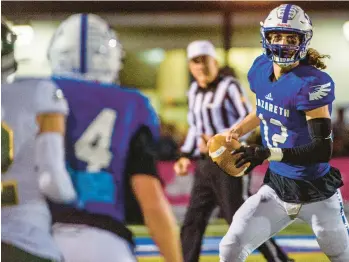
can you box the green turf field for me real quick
[128,218,314,237]
[138,253,330,262]
[130,219,328,262]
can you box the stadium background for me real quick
[2,1,349,261]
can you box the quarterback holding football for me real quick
[216,4,349,262]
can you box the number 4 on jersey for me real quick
[75,109,117,172]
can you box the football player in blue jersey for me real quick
[47,14,183,262]
[217,4,349,262]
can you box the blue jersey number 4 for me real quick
[75,108,117,172]
[72,108,118,207]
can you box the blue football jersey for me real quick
[52,77,160,222]
[248,55,335,180]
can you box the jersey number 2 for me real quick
[75,109,117,172]
[259,113,288,147]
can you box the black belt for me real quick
[52,207,135,248]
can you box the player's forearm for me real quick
[269,138,332,165]
[232,110,260,138]
[282,138,331,164]
[142,200,183,262]
[36,132,76,203]
[132,174,182,261]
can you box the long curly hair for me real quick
[300,48,330,70]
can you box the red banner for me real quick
[157,158,349,211]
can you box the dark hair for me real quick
[300,48,330,70]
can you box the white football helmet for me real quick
[47,13,123,83]
[260,4,313,67]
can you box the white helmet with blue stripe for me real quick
[47,13,123,83]
[260,4,313,67]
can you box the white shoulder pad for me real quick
[35,80,69,115]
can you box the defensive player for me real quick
[1,21,76,262]
[47,14,183,262]
[218,4,349,262]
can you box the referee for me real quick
[174,40,293,262]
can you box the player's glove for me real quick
[232,145,271,174]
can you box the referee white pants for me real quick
[219,185,349,262]
[52,223,137,262]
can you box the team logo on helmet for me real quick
[276,5,299,20]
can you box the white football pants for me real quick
[219,185,349,262]
[53,223,137,262]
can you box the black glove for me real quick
[232,145,271,174]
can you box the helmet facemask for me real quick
[261,27,312,68]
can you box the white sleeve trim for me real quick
[268,147,283,162]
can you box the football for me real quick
[208,134,250,177]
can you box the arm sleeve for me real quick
[295,76,335,111]
[125,125,160,179]
[34,81,74,202]
[35,80,69,115]
[178,82,200,159]
[125,95,161,178]
[179,111,197,158]
[36,133,76,203]
[279,118,333,165]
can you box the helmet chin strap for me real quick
[273,57,299,72]
[275,61,295,69]
[272,50,299,68]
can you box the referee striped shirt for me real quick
[181,74,252,158]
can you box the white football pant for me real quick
[53,223,137,262]
[219,185,349,262]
